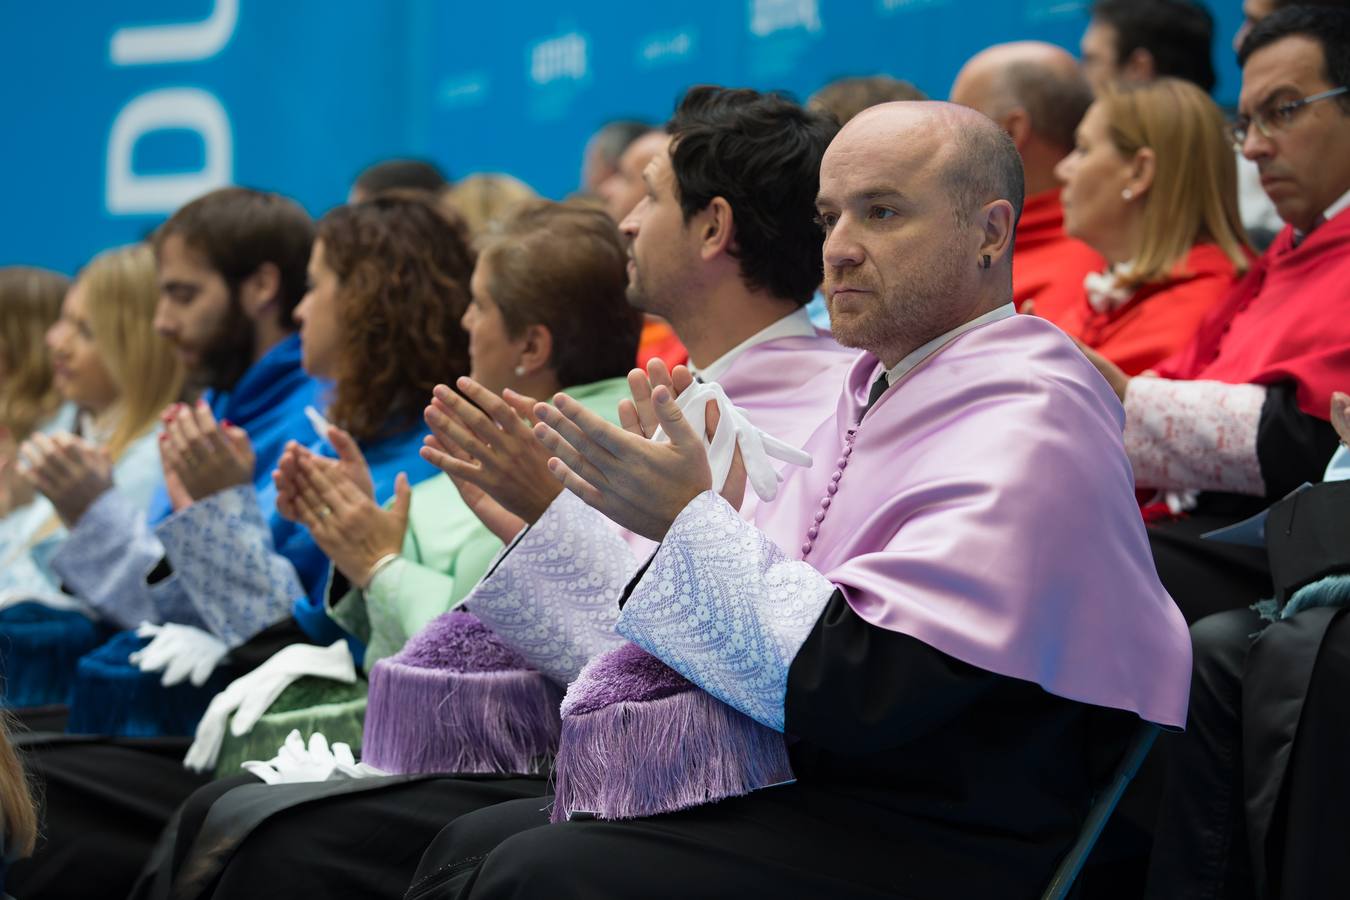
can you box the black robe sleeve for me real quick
[784,591,997,753]
[1257,381,1339,500]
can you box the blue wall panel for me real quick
[0,0,1244,275]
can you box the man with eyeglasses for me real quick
[1080,8,1350,894]
[1078,5,1350,626]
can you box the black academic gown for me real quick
[407,595,1137,900]
[1148,479,1350,899]
[1148,382,1338,624]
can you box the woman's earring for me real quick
[1121,188,1134,201]
[514,365,526,377]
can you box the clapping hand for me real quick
[533,366,742,542]
[17,432,114,527]
[420,378,559,528]
[160,401,255,501]
[288,452,410,588]
[274,423,376,523]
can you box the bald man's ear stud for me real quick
[981,254,991,269]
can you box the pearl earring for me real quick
[1121,188,1134,201]
[514,365,526,377]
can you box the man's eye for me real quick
[813,213,836,231]
[870,207,897,220]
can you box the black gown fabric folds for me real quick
[1148,475,1350,898]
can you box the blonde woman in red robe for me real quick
[1054,77,1252,376]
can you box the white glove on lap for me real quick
[130,622,229,687]
[182,639,357,773]
[652,381,812,502]
[241,730,384,784]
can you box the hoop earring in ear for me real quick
[981,255,992,270]
[1121,188,1134,201]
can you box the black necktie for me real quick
[861,372,889,419]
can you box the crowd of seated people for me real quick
[0,2,1346,899]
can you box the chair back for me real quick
[1040,721,1161,900]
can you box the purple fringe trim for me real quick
[562,641,693,716]
[363,659,562,775]
[552,685,794,822]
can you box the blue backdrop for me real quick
[1,0,1244,275]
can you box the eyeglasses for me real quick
[1229,86,1349,151]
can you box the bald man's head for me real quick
[846,101,1025,231]
[818,102,1021,365]
[951,42,1093,154]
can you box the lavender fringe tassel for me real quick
[363,660,563,775]
[552,685,794,822]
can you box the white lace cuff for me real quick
[616,491,835,732]
[1124,378,1267,495]
[464,490,632,684]
[157,485,304,647]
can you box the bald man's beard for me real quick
[826,247,969,362]
[190,293,258,394]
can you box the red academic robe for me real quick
[1057,243,1243,376]
[1155,207,1350,419]
[1012,188,1106,324]
[636,317,688,370]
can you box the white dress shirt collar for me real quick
[884,303,1017,386]
[690,307,818,383]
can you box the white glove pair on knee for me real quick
[241,729,384,784]
[183,639,357,772]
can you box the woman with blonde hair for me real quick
[439,173,538,237]
[0,244,185,708]
[1051,77,1253,374]
[0,267,71,442]
[0,267,75,517]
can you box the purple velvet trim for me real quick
[361,616,564,775]
[552,685,794,822]
[552,644,794,821]
[561,642,694,716]
[395,610,531,673]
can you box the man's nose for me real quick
[823,218,864,270]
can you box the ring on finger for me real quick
[318,505,334,519]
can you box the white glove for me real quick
[182,639,356,772]
[241,730,385,784]
[653,381,812,502]
[129,622,229,687]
